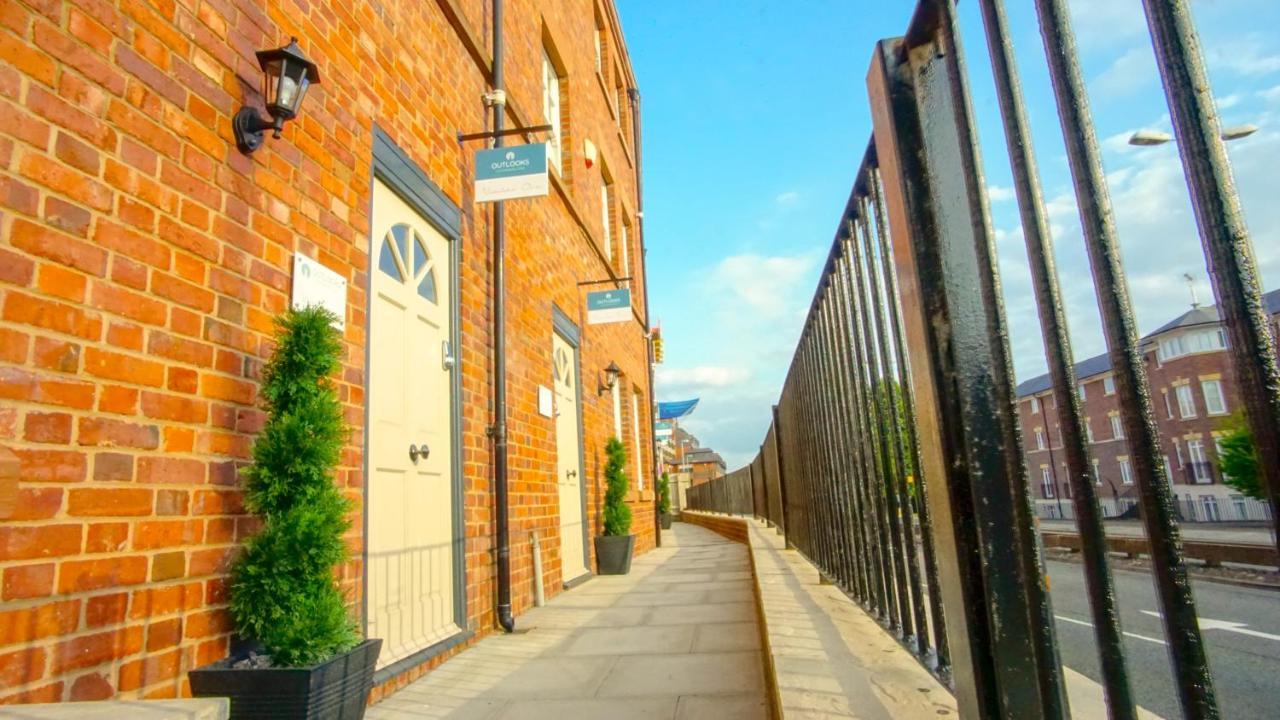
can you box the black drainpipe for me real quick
[627,87,659,548]
[491,0,514,633]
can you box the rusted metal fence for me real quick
[688,0,1280,718]
[686,466,752,516]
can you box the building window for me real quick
[601,166,614,263]
[1174,438,1183,467]
[620,216,630,279]
[1201,379,1227,415]
[593,13,605,73]
[1031,396,1040,414]
[611,379,622,439]
[1162,454,1172,479]
[1176,384,1196,419]
[1085,419,1094,444]
[1110,414,1124,440]
[1092,458,1101,485]
[631,392,644,491]
[1103,376,1115,395]
[1162,390,1174,419]
[542,49,563,174]
[1188,439,1208,483]
[1035,428,1045,451]
[1157,329,1226,361]
[1041,467,1055,498]
[1119,458,1133,485]
[1201,495,1220,522]
[1078,383,1087,401]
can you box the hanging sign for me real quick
[291,253,347,330]
[475,143,549,202]
[587,288,631,324]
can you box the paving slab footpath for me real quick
[367,523,769,719]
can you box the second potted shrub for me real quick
[658,472,673,529]
[594,437,634,575]
[189,308,381,719]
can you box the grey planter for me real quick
[594,534,635,575]
[659,513,673,530]
[189,638,381,720]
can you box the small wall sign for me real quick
[291,253,347,329]
[587,288,631,325]
[538,386,554,418]
[475,143,549,203]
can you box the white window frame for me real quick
[1103,376,1115,395]
[1078,383,1087,401]
[619,219,630,278]
[601,181,613,262]
[1092,458,1101,485]
[1201,379,1227,415]
[1188,439,1207,483]
[611,380,622,439]
[542,50,563,174]
[1201,494,1220,522]
[1041,467,1055,498]
[1085,419,1094,444]
[1110,414,1124,440]
[1035,428,1045,451]
[1119,458,1133,485]
[1163,390,1174,419]
[1031,396,1040,414]
[1176,384,1197,419]
[1162,454,1172,479]
[631,392,644,491]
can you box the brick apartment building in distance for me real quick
[1016,289,1280,523]
[0,0,655,705]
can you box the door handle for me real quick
[409,443,430,463]
[566,469,577,479]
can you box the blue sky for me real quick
[617,0,1280,469]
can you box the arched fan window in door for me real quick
[377,223,438,303]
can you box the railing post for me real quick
[1141,0,1280,567]
[866,4,1067,715]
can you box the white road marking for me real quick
[1054,614,1167,646]
[1140,610,1280,642]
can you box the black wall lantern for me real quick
[233,37,320,154]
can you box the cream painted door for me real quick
[367,180,459,669]
[553,334,588,583]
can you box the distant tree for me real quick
[874,379,916,479]
[1218,412,1262,501]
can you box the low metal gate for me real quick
[686,1,1280,718]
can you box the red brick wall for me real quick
[1,0,654,704]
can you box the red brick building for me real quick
[0,0,655,705]
[1016,290,1279,523]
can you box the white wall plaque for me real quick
[291,253,347,330]
[538,385,554,418]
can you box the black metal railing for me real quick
[685,1,1280,718]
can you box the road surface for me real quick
[1039,519,1274,547]
[1047,559,1279,719]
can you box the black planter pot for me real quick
[659,513,672,529]
[189,638,382,720]
[594,534,635,575]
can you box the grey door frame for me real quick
[553,304,592,587]
[365,126,473,683]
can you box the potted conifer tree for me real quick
[594,437,634,574]
[658,472,673,529]
[190,307,381,719]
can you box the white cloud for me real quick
[708,252,820,321]
[1093,46,1157,97]
[1206,35,1280,77]
[656,365,750,391]
[774,190,801,207]
[988,184,1015,203]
